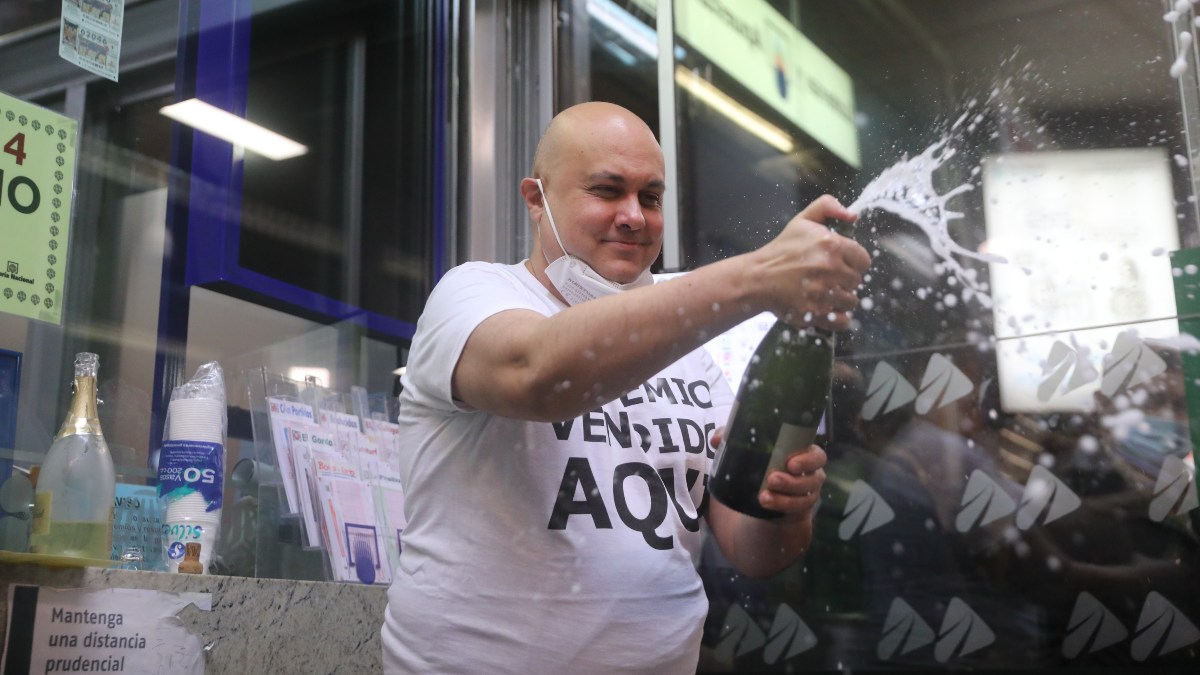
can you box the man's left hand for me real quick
[759,445,826,520]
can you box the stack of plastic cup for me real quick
[162,397,224,573]
[166,398,224,443]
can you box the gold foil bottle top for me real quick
[57,352,103,439]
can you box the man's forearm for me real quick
[455,196,869,422]
[706,498,815,579]
[458,254,762,421]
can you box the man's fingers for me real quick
[787,445,827,474]
[797,194,857,224]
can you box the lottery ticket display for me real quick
[59,0,125,82]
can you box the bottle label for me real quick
[759,423,818,493]
[157,440,225,513]
[31,492,51,535]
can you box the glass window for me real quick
[0,0,449,578]
[571,0,1200,670]
[0,0,70,37]
[237,0,439,327]
[580,0,662,132]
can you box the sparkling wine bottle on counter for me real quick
[708,321,833,519]
[30,352,116,559]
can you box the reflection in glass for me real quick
[239,0,437,327]
[571,0,1200,670]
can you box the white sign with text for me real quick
[2,585,209,674]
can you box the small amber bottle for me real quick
[178,542,203,574]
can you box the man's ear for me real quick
[519,178,544,220]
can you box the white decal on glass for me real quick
[839,480,896,540]
[762,604,817,664]
[863,361,917,421]
[1131,592,1200,661]
[1063,592,1128,659]
[1100,329,1167,397]
[1016,465,1082,530]
[1149,455,1199,522]
[934,598,996,663]
[956,470,1016,533]
[877,597,936,660]
[715,604,766,663]
[916,353,974,414]
[1037,340,1099,402]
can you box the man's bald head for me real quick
[531,102,662,179]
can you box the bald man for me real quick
[381,102,871,673]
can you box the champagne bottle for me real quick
[709,322,833,519]
[30,352,116,559]
[710,218,852,519]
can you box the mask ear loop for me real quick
[536,178,572,264]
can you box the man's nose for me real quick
[616,195,646,230]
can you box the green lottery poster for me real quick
[0,90,77,325]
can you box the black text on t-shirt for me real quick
[545,376,716,550]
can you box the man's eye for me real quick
[641,193,663,207]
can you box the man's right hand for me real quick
[747,194,872,331]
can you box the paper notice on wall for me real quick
[2,585,210,674]
[0,91,77,326]
[59,0,125,82]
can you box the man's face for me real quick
[541,132,666,284]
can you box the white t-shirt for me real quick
[381,261,734,674]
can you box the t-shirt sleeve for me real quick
[405,263,547,412]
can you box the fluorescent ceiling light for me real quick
[160,98,308,161]
[674,66,795,153]
[586,1,790,154]
[287,366,330,386]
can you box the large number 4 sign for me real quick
[4,132,26,165]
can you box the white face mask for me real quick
[535,178,653,306]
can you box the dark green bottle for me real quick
[709,321,833,519]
